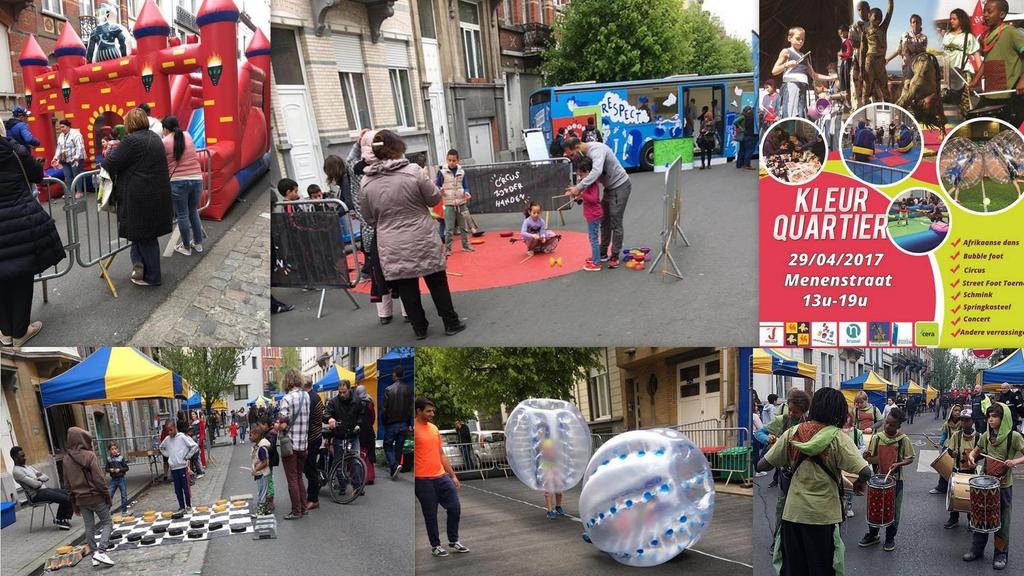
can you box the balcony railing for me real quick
[521,22,551,54]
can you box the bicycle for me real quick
[318,436,366,505]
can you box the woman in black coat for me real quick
[0,122,66,345]
[101,108,173,286]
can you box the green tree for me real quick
[161,348,245,413]
[542,0,751,85]
[415,348,603,428]
[929,349,957,392]
[956,355,977,391]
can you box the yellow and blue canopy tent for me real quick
[840,370,894,412]
[183,392,228,411]
[898,380,924,400]
[752,348,817,380]
[925,385,938,403]
[313,362,379,408]
[41,347,189,408]
[248,395,275,408]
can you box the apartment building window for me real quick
[271,27,305,86]
[588,368,611,420]
[820,353,833,388]
[418,0,436,39]
[390,69,415,127]
[80,0,95,17]
[234,385,248,401]
[334,34,371,130]
[459,1,484,79]
[251,356,257,369]
[42,0,63,16]
[0,25,13,94]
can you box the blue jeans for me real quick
[587,220,601,265]
[415,475,461,547]
[130,238,162,285]
[64,162,82,196]
[383,422,408,471]
[170,179,203,246]
[170,467,191,509]
[108,476,128,513]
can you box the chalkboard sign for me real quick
[271,211,352,289]
[462,160,573,215]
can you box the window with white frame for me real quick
[0,25,13,94]
[389,69,415,127]
[334,34,371,131]
[459,1,484,79]
[42,0,63,17]
[587,367,611,420]
[820,352,833,388]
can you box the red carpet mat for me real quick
[349,230,594,294]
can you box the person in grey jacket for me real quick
[159,420,199,512]
[359,130,466,340]
[563,138,631,268]
[11,446,73,529]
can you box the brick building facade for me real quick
[270,0,430,193]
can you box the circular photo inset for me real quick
[887,189,950,255]
[760,118,827,185]
[841,103,921,186]
[937,118,1024,214]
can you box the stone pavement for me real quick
[3,467,154,576]
[133,189,270,346]
[52,443,234,576]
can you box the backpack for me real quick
[781,447,846,522]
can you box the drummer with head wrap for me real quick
[858,407,913,552]
[942,408,979,530]
[963,402,1024,570]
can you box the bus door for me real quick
[682,83,725,153]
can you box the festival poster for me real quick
[758,0,1024,348]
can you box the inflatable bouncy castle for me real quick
[17,0,270,220]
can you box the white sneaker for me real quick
[755,471,768,477]
[93,551,115,566]
[174,242,192,256]
[847,508,855,518]
[13,321,42,346]
[192,241,203,253]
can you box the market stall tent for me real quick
[898,380,925,399]
[41,347,188,408]
[840,370,894,412]
[981,349,1024,386]
[375,348,415,439]
[752,348,817,380]
[247,395,274,407]
[183,392,228,410]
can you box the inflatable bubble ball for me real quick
[504,398,593,493]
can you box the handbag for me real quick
[96,167,117,213]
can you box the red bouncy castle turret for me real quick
[245,29,272,152]
[132,0,172,117]
[196,0,240,171]
[17,35,52,155]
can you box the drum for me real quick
[966,104,1009,122]
[947,472,976,512]
[930,450,954,480]
[968,475,1001,533]
[807,98,832,121]
[866,474,897,528]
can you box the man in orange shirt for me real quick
[415,397,470,557]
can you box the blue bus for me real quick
[529,73,756,170]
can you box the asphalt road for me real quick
[272,163,759,346]
[202,440,414,576]
[753,408,1024,574]
[415,476,752,575]
[27,173,270,345]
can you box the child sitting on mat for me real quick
[859,407,914,552]
[963,403,1024,570]
[573,157,603,272]
[520,201,560,255]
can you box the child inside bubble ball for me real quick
[537,424,566,520]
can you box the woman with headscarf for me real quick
[64,427,116,567]
[101,107,173,286]
[355,384,377,485]
[346,129,406,324]
[359,130,465,339]
[0,121,65,346]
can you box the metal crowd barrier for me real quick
[33,177,78,302]
[91,434,163,482]
[444,440,510,480]
[845,159,912,185]
[33,150,217,298]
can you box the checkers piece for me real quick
[214,504,228,513]
[168,526,184,536]
[143,510,156,517]
[160,511,174,519]
[230,524,247,533]
[141,534,157,545]
[499,231,513,238]
[195,506,210,513]
[126,533,143,542]
[171,510,185,520]
[121,515,135,523]
[152,525,168,534]
[56,546,74,554]
[215,499,228,506]
[470,238,485,245]
[232,500,247,507]
[187,529,205,539]
[190,519,206,529]
[208,521,224,531]
[111,514,123,523]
